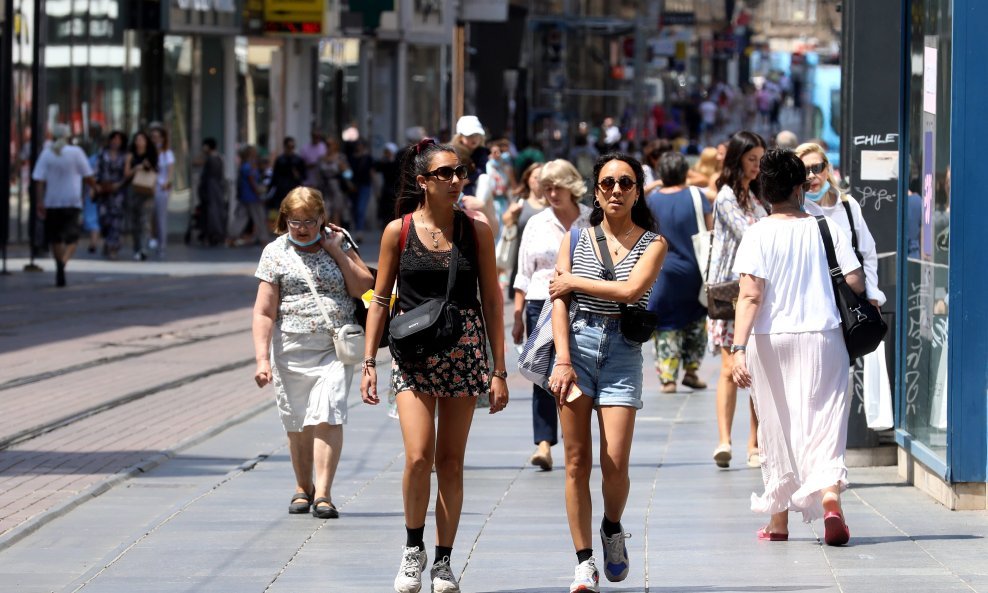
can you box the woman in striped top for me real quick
[546,154,667,593]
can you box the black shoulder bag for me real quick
[388,214,465,363]
[816,216,887,360]
[594,225,657,343]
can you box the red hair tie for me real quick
[415,137,436,154]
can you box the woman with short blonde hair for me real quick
[539,159,588,201]
[252,186,374,519]
[794,142,885,307]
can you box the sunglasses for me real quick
[806,162,827,176]
[597,176,636,192]
[424,165,468,182]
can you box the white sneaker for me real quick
[430,555,461,593]
[393,546,427,593]
[569,557,600,593]
[600,528,631,582]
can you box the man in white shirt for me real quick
[32,124,97,287]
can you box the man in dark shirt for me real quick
[269,136,306,209]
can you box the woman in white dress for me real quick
[731,148,865,546]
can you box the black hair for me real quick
[589,153,657,232]
[129,131,158,168]
[283,136,295,148]
[758,148,807,204]
[394,138,458,218]
[202,137,217,151]
[716,130,767,211]
[657,152,689,186]
[106,130,127,150]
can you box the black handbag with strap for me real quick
[815,216,887,360]
[388,214,465,363]
[702,201,741,320]
[594,225,657,343]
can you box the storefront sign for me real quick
[173,0,237,11]
[265,0,324,35]
[462,0,508,22]
[661,11,696,26]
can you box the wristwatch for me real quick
[491,369,508,380]
[730,344,747,354]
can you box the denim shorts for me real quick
[565,310,644,409]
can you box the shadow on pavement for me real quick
[0,451,250,477]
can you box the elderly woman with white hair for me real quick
[31,124,96,287]
[513,159,591,470]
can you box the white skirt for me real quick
[271,329,353,432]
[747,328,850,523]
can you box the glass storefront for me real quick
[406,45,443,138]
[901,0,952,461]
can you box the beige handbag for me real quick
[132,167,157,196]
[288,246,366,365]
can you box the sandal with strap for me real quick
[312,497,339,519]
[289,491,313,514]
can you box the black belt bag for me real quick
[388,215,465,363]
[594,225,657,343]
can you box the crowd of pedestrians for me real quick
[239,105,882,593]
[29,100,879,591]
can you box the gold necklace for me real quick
[418,215,450,249]
[605,226,635,256]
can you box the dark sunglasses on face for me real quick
[806,162,827,176]
[597,176,637,192]
[424,165,468,182]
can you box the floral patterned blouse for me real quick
[255,235,356,334]
[707,184,769,285]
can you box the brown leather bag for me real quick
[705,280,740,320]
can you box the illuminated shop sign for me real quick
[264,0,324,35]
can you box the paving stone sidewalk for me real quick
[1,352,985,593]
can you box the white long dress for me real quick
[732,216,861,523]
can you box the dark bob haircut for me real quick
[758,148,807,204]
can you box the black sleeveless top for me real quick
[397,210,481,312]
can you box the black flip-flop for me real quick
[289,491,313,514]
[311,497,339,519]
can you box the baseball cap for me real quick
[455,115,485,138]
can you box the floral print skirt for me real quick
[391,308,490,398]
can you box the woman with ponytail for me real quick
[361,139,509,593]
[546,153,666,592]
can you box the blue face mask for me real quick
[288,233,322,248]
[805,180,830,203]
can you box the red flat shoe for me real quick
[757,527,788,541]
[823,511,850,546]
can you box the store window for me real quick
[902,0,952,460]
[406,45,442,138]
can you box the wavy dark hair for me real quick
[129,131,158,171]
[758,148,807,204]
[394,138,458,218]
[590,153,657,232]
[716,130,766,211]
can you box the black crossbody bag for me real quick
[388,215,465,363]
[816,216,887,360]
[594,225,657,343]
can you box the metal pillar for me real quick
[25,0,45,272]
[0,0,14,274]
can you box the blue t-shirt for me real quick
[238,162,259,203]
[646,187,712,330]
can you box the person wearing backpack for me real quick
[360,139,509,593]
